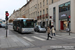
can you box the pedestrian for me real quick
[52,26,56,36]
[47,26,52,40]
[50,25,53,36]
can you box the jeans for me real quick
[47,33,52,39]
[52,33,55,36]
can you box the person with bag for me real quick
[52,26,56,36]
[47,26,52,40]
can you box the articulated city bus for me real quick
[13,18,34,33]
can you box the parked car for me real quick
[34,25,46,32]
[1,23,6,28]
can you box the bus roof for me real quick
[14,18,33,20]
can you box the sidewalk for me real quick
[0,28,34,49]
[56,30,75,36]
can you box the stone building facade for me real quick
[49,0,75,33]
[9,0,59,24]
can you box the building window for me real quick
[46,0,48,5]
[38,12,39,16]
[52,0,53,3]
[40,11,42,19]
[43,9,45,14]
[43,0,45,6]
[59,1,70,12]
[46,8,48,14]
[36,11,37,16]
[53,7,56,22]
[40,2,42,8]
[35,4,37,8]
[34,12,35,17]
[38,4,39,9]
[43,9,45,19]
[40,11,42,15]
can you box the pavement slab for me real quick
[0,35,33,49]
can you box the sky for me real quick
[0,0,26,20]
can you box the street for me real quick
[0,25,75,50]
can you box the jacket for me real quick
[47,27,51,33]
[52,27,55,33]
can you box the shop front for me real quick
[59,1,71,30]
[60,20,68,30]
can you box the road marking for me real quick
[40,35,47,38]
[65,36,75,39]
[32,36,46,41]
[40,35,56,40]
[72,37,75,38]
[56,35,61,37]
[23,37,34,42]
[55,35,75,39]
[9,29,13,30]
[35,32,39,34]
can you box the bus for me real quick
[13,18,34,33]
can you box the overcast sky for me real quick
[0,0,26,20]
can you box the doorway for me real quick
[60,21,64,30]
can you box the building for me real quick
[28,0,59,27]
[8,10,21,23]
[49,0,75,33]
[8,0,31,22]
[9,0,59,23]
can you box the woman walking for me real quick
[47,26,52,40]
[52,27,56,36]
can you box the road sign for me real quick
[6,13,9,16]
[5,11,9,21]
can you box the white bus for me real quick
[13,18,34,33]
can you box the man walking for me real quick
[47,26,52,40]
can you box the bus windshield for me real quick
[23,19,34,28]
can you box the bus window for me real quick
[23,20,34,28]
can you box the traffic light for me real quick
[50,16,52,18]
[5,11,9,21]
[67,17,69,21]
[69,21,70,23]
[67,15,71,21]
